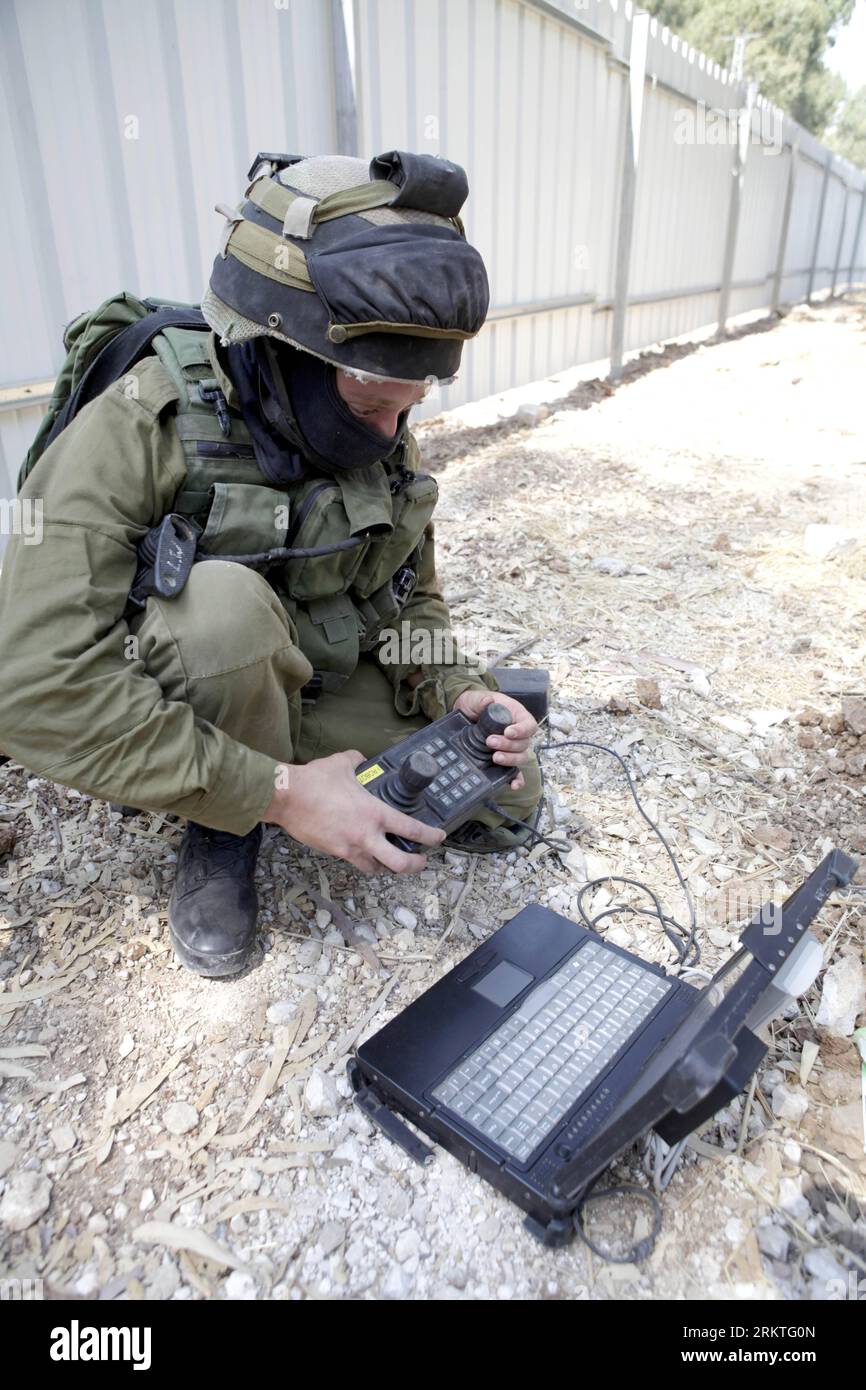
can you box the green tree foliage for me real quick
[828,85,866,163]
[641,0,853,136]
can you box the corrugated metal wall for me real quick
[2,0,865,521]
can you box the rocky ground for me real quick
[1,296,866,1302]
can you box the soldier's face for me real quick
[335,371,428,438]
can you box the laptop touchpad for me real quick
[472,960,533,1006]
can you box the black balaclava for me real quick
[225,339,309,484]
[274,341,408,474]
[226,338,408,484]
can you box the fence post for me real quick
[771,139,798,314]
[330,0,358,157]
[807,153,832,303]
[831,178,851,297]
[848,187,866,291]
[717,81,757,333]
[609,11,650,383]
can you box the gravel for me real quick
[162,1102,199,1137]
[757,1223,790,1261]
[771,1083,809,1123]
[304,1070,339,1119]
[815,953,866,1037]
[392,906,418,931]
[0,1170,52,1231]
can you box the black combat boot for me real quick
[168,822,263,977]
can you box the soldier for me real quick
[0,151,541,978]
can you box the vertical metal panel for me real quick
[727,114,789,320]
[816,174,847,295]
[848,190,866,286]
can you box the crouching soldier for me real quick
[0,151,541,978]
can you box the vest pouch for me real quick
[198,481,290,557]
[351,470,438,599]
[281,478,373,601]
[293,590,361,684]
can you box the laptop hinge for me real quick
[352,1081,436,1166]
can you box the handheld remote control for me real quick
[355,702,518,852]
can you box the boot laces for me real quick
[185,825,261,881]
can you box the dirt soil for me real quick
[2,297,866,1302]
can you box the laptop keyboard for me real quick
[431,941,672,1164]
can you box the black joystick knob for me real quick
[462,701,512,761]
[390,750,439,807]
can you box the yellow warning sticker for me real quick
[356,763,385,785]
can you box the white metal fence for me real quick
[1,0,864,522]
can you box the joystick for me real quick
[388,751,439,810]
[461,701,513,762]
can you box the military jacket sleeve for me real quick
[374,513,498,720]
[0,360,278,834]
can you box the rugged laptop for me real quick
[349,850,855,1246]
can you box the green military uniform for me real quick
[0,332,541,838]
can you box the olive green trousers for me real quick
[131,560,541,834]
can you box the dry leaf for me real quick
[752,822,793,853]
[605,695,632,715]
[218,1196,294,1221]
[800,1039,820,1087]
[268,1140,333,1154]
[109,1048,187,1126]
[237,1025,293,1132]
[178,1250,216,1300]
[0,1061,34,1080]
[32,1071,87,1095]
[219,1156,309,1174]
[206,1122,264,1151]
[635,678,662,709]
[95,1131,114,1167]
[133,1220,250,1272]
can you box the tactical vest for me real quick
[153,326,439,694]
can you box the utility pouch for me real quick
[198,482,291,557]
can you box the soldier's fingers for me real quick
[381,807,446,848]
[488,736,532,756]
[346,851,379,874]
[505,716,537,739]
[491,749,531,767]
[371,837,428,875]
[509,772,526,791]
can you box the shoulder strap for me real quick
[43,304,207,450]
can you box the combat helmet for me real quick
[203,150,490,386]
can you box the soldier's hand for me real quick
[451,688,537,791]
[263,751,445,875]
